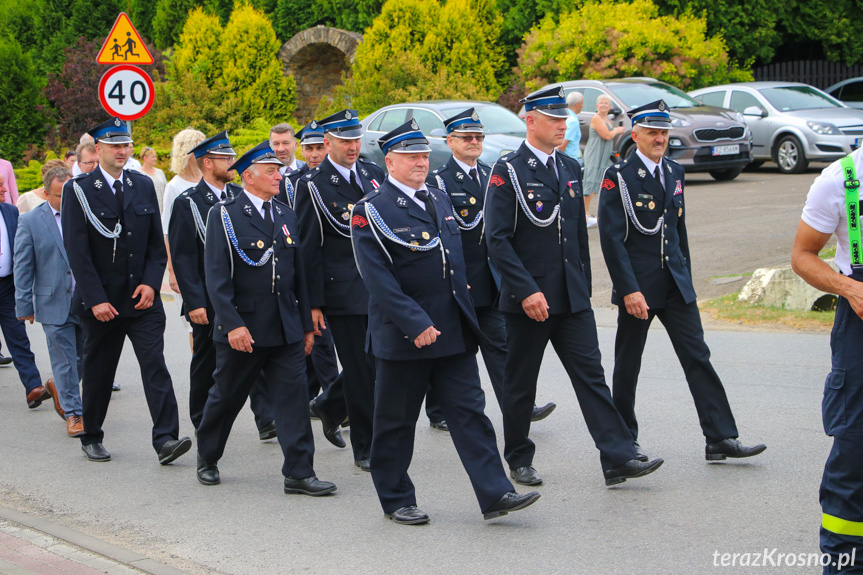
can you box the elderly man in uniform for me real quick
[598,101,766,463]
[61,117,190,464]
[793,147,863,573]
[168,131,275,437]
[294,109,386,471]
[425,108,556,430]
[195,142,335,496]
[485,86,663,488]
[351,120,540,525]
[278,120,342,404]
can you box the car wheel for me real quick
[709,167,744,181]
[774,135,809,174]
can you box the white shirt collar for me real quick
[242,189,269,218]
[387,176,428,209]
[98,165,123,192]
[204,179,227,198]
[327,156,359,183]
[524,140,556,167]
[452,156,478,175]
[635,149,663,177]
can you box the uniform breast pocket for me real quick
[331,202,354,224]
[236,235,270,255]
[134,204,156,216]
[526,188,556,215]
[633,196,659,213]
[444,219,460,235]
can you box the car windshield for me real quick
[440,104,526,136]
[757,86,843,111]
[608,83,701,109]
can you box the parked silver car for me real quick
[689,82,863,173]
[359,100,526,169]
[825,77,863,110]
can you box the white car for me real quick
[689,82,863,173]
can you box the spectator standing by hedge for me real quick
[17,159,66,214]
[140,147,167,212]
[582,94,623,228]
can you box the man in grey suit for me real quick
[14,166,85,437]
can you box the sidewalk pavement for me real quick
[0,507,184,575]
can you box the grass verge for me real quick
[701,293,835,330]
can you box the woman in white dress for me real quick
[17,159,66,213]
[162,129,205,350]
[140,147,168,212]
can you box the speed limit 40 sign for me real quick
[98,64,154,121]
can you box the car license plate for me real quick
[712,144,739,156]
[854,138,862,150]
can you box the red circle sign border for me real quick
[98,64,155,121]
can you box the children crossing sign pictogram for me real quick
[96,13,153,65]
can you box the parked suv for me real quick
[690,82,863,173]
[522,78,753,181]
[359,100,526,169]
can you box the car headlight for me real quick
[734,112,745,123]
[806,120,841,135]
[669,138,684,147]
[670,118,691,128]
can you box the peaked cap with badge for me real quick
[378,119,432,155]
[444,108,484,134]
[89,117,133,144]
[319,109,363,140]
[520,85,569,118]
[627,99,673,130]
[189,131,236,158]
[229,141,283,174]
[297,120,325,146]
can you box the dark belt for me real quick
[0,275,12,281]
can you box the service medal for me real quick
[287,237,293,244]
[422,231,430,240]
[648,201,655,210]
[536,201,543,212]
[528,192,534,200]
[256,240,264,248]
[469,197,476,205]
[679,207,683,217]
[636,201,643,207]
[569,189,575,198]
[461,209,469,217]
[347,203,354,211]
[342,212,350,220]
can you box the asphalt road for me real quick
[0,165,840,574]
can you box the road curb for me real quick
[0,504,188,575]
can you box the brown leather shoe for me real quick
[45,378,64,420]
[66,415,84,437]
[26,385,51,409]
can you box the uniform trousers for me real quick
[79,308,179,451]
[502,310,636,471]
[314,314,375,461]
[42,317,84,416]
[0,276,42,392]
[197,341,315,480]
[425,306,506,421]
[306,324,340,400]
[370,351,513,514]
[612,281,738,443]
[820,271,863,573]
[188,319,273,431]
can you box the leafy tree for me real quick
[516,0,751,93]
[0,37,47,163]
[129,0,159,42]
[495,0,567,69]
[204,0,235,23]
[778,0,863,65]
[271,0,383,41]
[67,0,125,45]
[152,0,200,49]
[654,0,781,65]
[172,7,224,85]
[334,0,505,115]
[272,0,331,40]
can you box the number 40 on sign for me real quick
[98,64,154,121]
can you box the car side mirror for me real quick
[429,128,447,138]
[743,106,767,118]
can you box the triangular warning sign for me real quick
[96,13,153,65]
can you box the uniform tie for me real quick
[112,181,124,221]
[415,189,437,222]
[545,156,559,188]
[220,191,227,201]
[263,201,274,233]
[653,165,662,186]
[469,167,481,190]
[349,170,364,197]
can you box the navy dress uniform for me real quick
[61,117,190,464]
[196,142,335,495]
[598,100,765,461]
[351,120,539,524]
[277,120,341,403]
[294,109,386,466]
[485,87,663,486]
[167,131,274,433]
[425,108,556,425]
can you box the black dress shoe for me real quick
[112,381,121,392]
[385,505,429,525]
[429,420,449,432]
[483,491,541,520]
[634,441,649,462]
[706,438,767,461]
[197,456,220,485]
[604,458,664,486]
[82,443,111,462]
[309,400,346,448]
[0,353,12,366]
[158,437,192,465]
[354,459,371,472]
[284,476,337,496]
[258,421,277,441]
[531,402,557,422]
[510,466,543,486]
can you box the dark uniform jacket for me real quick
[277,164,311,209]
[168,180,241,319]
[485,142,591,315]
[427,157,497,308]
[294,157,385,316]
[598,154,695,309]
[350,179,482,361]
[61,168,165,317]
[204,193,313,347]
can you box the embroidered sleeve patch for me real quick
[601,179,616,191]
[351,214,369,228]
[489,175,506,187]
